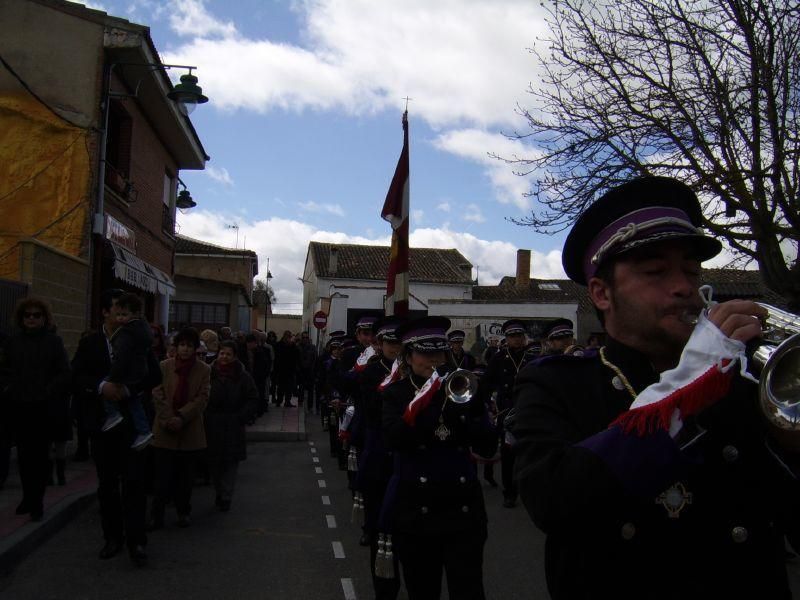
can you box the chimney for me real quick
[516,249,531,288]
[329,247,338,275]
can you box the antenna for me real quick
[225,223,239,248]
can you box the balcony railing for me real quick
[162,204,175,236]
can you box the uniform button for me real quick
[459,476,466,483]
[731,526,748,543]
[459,415,466,422]
[421,506,429,514]
[722,445,739,463]
[621,522,636,540]
[462,506,469,513]
[419,476,427,483]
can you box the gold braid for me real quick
[599,346,637,401]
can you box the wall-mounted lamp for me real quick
[166,69,209,115]
[176,178,197,210]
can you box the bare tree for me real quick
[253,278,276,305]
[502,0,800,309]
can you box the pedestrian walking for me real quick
[0,297,70,522]
[149,327,210,530]
[205,340,258,512]
[274,330,300,407]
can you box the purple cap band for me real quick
[583,206,697,281]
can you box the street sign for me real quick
[313,310,328,329]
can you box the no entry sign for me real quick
[313,310,328,329]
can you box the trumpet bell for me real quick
[446,369,478,404]
[758,332,800,433]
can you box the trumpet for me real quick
[444,369,479,404]
[750,304,800,445]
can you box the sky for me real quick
[80,0,737,314]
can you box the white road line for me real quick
[312,457,320,463]
[341,578,357,600]
[310,447,318,454]
[318,479,327,488]
[315,467,323,474]
[326,514,337,528]
[308,441,315,446]
[322,495,331,505]
[332,541,345,559]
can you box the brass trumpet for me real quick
[750,304,800,444]
[444,369,479,404]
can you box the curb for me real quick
[0,487,95,574]
[247,410,308,442]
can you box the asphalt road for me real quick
[0,418,548,600]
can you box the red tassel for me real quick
[611,361,735,436]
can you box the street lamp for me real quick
[264,260,273,333]
[176,178,197,210]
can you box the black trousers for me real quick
[276,375,296,406]
[364,479,400,600]
[17,432,49,513]
[501,443,516,501]
[91,427,147,548]
[395,528,487,600]
[151,448,198,518]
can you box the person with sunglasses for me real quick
[0,297,70,522]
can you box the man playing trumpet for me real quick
[512,176,799,600]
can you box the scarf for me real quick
[173,355,197,411]
[215,360,237,380]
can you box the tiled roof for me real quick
[472,268,786,312]
[176,234,257,258]
[309,242,473,285]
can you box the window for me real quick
[538,283,561,291]
[162,173,176,235]
[169,301,230,332]
[106,101,132,178]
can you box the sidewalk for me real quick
[0,405,306,571]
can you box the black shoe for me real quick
[129,544,147,567]
[99,539,124,559]
[176,514,191,528]
[359,533,371,547]
[15,501,30,515]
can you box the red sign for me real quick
[313,311,328,329]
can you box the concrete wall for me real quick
[175,254,255,297]
[18,239,89,355]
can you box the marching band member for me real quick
[541,319,576,356]
[357,316,404,600]
[447,329,477,371]
[381,317,496,600]
[476,319,539,507]
[512,176,800,599]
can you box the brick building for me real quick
[0,0,208,352]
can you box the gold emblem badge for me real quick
[656,482,693,518]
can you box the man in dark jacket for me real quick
[297,331,317,413]
[71,289,151,566]
[512,176,800,599]
[274,330,301,407]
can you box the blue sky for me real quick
[83,0,571,312]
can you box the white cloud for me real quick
[204,165,234,185]
[177,210,565,315]
[160,0,547,128]
[297,201,346,217]
[433,128,537,210]
[168,0,237,38]
[437,202,451,212]
[464,203,486,223]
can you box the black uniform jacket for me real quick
[382,373,497,536]
[452,350,477,371]
[512,337,800,600]
[479,346,538,411]
[356,357,394,485]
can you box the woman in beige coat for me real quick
[149,327,210,529]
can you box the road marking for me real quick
[312,457,320,463]
[326,514,337,528]
[310,447,317,454]
[315,467,323,474]
[332,541,345,558]
[341,578,357,600]
[318,479,327,488]
[322,495,331,505]
[308,441,315,446]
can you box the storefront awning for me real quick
[111,243,176,296]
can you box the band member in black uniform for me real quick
[477,319,538,507]
[357,316,404,600]
[512,176,800,600]
[324,335,345,462]
[541,319,575,356]
[382,317,497,600]
[447,329,476,371]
